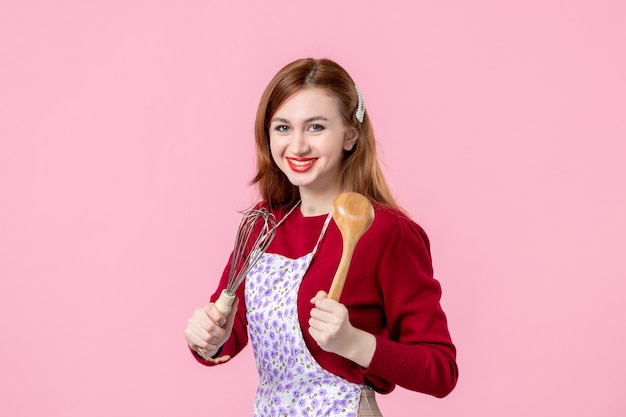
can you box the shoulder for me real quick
[366,204,432,255]
[372,205,429,237]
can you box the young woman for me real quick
[184,58,458,416]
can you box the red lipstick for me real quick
[287,157,316,173]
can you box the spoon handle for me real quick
[328,239,356,301]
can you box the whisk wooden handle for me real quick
[214,289,235,317]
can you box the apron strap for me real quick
[311,211,333,259]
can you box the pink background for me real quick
[1,1,625,416]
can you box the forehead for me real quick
[272,87,342,120]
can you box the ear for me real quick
[343,127,358,151]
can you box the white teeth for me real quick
[290,159,312,167]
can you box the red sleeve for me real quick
[362,215,458,397]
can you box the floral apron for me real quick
[245,208,362,417]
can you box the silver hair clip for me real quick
[354,84,365,123]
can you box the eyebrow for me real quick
[271,116,330,124]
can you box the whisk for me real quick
[214,208,277,316]
[196,208,276,361]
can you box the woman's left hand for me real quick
[308,290,376,368]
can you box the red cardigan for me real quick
[194,204,458,398]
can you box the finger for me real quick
[185,329,211,350]
[309,306,334,322]
[308,325,325,342]
[308,326,320,341]
[308,315,326,331]
[310,307,344,333]
[308,326,332,348]
[190,308,228,337]
[310,290,328,304]
[205,303,228,327]
[309,314,342,336]
[185,315,210,341]
[201,338,223,352]
[313,298,342,314]
[186,320,222,348]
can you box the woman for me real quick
[184,58,458,416]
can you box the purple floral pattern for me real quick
[245,252,361,417]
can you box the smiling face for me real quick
[269,87,358,203]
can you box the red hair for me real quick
[252,58,399,211]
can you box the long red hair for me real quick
[252,58,399,211]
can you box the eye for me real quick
[308,124,325,132]
[274,125,290,133]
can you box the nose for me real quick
[289,129,310,155]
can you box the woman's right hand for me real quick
[184,297,239,361]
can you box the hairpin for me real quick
[354,84,365,123]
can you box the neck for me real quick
[299,201,332,217]
[298,186,343,217]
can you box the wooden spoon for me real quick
[328,192,375,301]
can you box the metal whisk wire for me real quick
[225,208,277,295]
